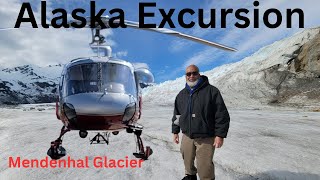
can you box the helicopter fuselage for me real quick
[55,57,149,131]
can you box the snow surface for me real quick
[0,103,319,180]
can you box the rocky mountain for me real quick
[0,64,62,105]
[143,28,320,109]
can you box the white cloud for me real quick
[0,0,114,68]
[183,48,217,68]
[132,62,150,70]
[114,50,128,58]
[169,39,192,52]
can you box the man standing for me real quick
[172,65,230,180]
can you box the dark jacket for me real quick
[172,75,230,139]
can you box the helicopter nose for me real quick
[65,93,134,116]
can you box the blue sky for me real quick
[0,0,319,83]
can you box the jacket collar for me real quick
[185,75,208,94]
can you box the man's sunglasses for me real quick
[186,71,199,76]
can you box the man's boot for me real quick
[182,174,197,180]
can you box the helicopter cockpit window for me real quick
[66,64,98,96]
[102,63,136,96]
[65,63,136,97]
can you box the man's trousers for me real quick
[180,134,215,180]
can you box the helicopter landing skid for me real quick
[127,126,153,160]
[90,132,110,144]
[47,126,70,160]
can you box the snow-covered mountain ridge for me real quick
[0,64,62,104]
[143,28,320,109]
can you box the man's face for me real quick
[185,66,200,82]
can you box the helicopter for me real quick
[1,16,236,160]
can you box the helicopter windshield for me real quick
[65,62,136,96]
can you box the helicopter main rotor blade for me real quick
[1,17,236,52]
[81,17,237,52]
[0,27,21,31]
[123,20,237,52]
[0,25,47,31]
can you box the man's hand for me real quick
[213,136,224,148]
[173,134,179,144]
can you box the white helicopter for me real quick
[1,16,236,160]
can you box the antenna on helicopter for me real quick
[90,28,112,58]
[90,28,105,44]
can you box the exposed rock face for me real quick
[294,33,320,77]
[263,64,320,105]
[261,31,320,106]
